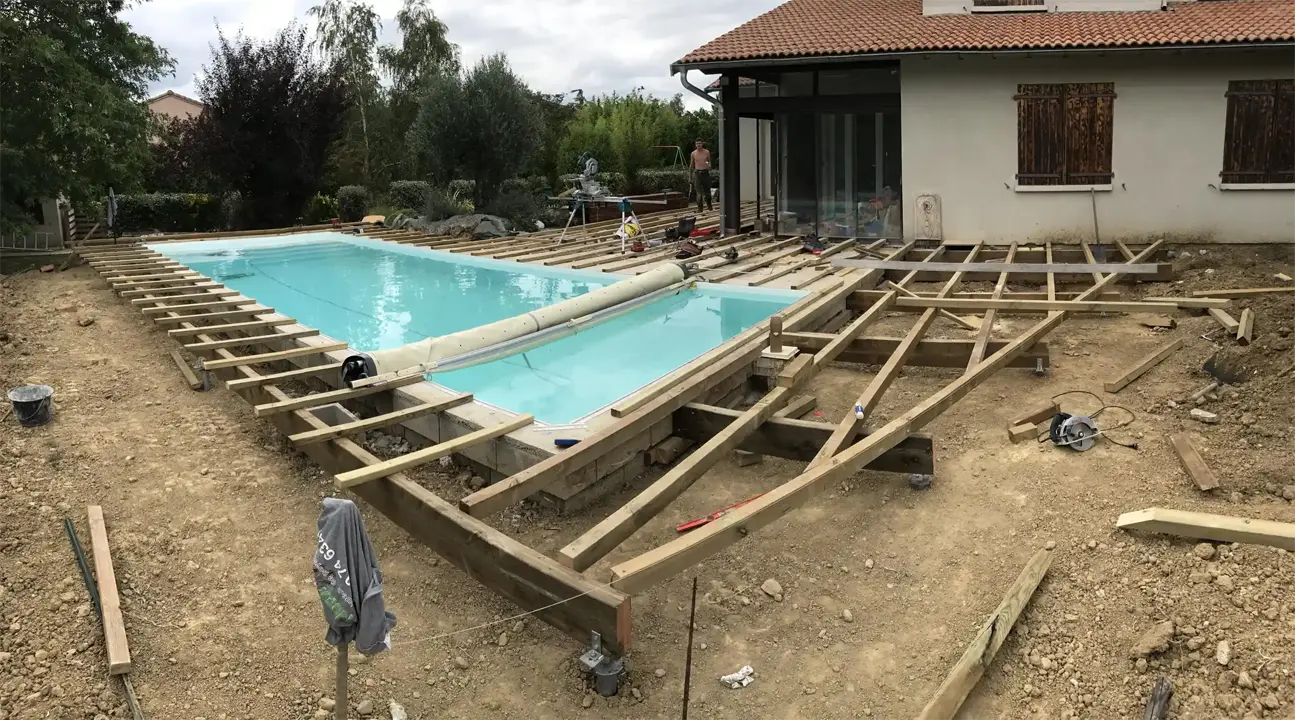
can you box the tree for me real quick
[308,0,381,186]
[407,54,540,210]
[146,116,216,193]
[559,92,690,191]
[196,25,351,227]
[0,0,172,233]
[378,0,458,97]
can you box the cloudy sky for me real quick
[125,0,782,108]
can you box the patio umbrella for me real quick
[314,498,397,719]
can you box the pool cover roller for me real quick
[341,263,691,385]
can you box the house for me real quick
[675,0,1295,244]
[146,90,204,122]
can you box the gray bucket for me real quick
[7,384,54,427]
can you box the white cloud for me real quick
[125,0,784,106]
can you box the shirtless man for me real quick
[690,139,713,212]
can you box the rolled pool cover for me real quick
[341,263,691,385]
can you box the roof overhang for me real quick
[671,40,1295,75]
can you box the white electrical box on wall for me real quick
[914,194,942,241]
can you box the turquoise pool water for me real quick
[152,232,803,424]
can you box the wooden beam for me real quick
[1237,308,1254,346]
[1102,337,1185,393]
[893,297,1225,312]
[140,299,255,315]
[152,307,275,325]
[224,361,344,391]
[170,350,202,390]
[1010,400,1060,428]
[288,394,473,446]
[102,263,183,277]
[672,403,934,471]
[882,282,980,331]
[604,241,1164,593]
[834,258,1165,275]
[1008,423,1038,444]
[1116,507,1294,550]
[334,414,534,488]
[1190,286,1295,299]
[1208,308,1240,333]
[1168,433,1220,491]
[915,549,1051,720]
[167,317,298,338]
[119,282,224,298]
[1045,243,1056,303]
[786,332,1050,370]
[184,328,320,352]
[967,242,1017,370]
[110,271,200,284]
[201,342,348,371]
[252,373,424,416]
[129,289,238,305]
[87,506,132,675]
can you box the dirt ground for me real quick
[1,244,1293,720]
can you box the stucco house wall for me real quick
[900,49,1295,244]
[147,91,203,121]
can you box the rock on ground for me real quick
[1130,620,1174,657]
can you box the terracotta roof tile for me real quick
[677,0,1295,66]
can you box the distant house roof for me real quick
[676,0,1295,69]
[146,89,204,107]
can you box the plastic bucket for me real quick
[7,384,54,427]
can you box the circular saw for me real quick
[1049,413,1099,452]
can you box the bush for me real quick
[336,185,369,222]
[303,193,338,224]
[500,175,552,197]
[113,193,223,234]
[388,180,431,212]
[221,191,244,230]
[485,189,542,229]
[447,179,475,200]
[424,185,472,222]
[637,169,693,195]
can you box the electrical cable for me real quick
[1036,389,1140,449]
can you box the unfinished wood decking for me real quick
[77,206,1211,659]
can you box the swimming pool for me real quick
[152,232,803,424]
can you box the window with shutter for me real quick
[1015,82,1116,187]
[1222,79,1295,184]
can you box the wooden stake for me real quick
[288,394,473,447]
[1102,337,1185,393]
[87,506,132,675]
[1237,308,1254,345]
[1116,507,1294,550]
[914,549,1052,720]
[334,414,534,488]
[1168,433,1219,491]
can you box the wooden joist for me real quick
[1116,507,1294,550]
[1102,337,1185,393]
[915,549,1051,720]
[334,414,534,488]
[87,506,132,675]
[119,282,224,298]
[892,297,1225,312]
[288,394,473,447]
[152,307,275,325]
[1237,308,1254,345]
[201,342,348,371]
[110,271,200,284]
[184,328,321,353]
[1208,308,1240,333]
[1190,286,1295,299]
[167,318,298,338]
[224,361,344,391]
[252,373,424,417]
[140,299,253,315]
[786,333,1049,370]
[1168,433,1219,491]
[967,242,1017,370]
[129,289,238,305]
[834,258,1164,275]
[883,282,980,331]
[170,350,203,390]
[603,242,1164,593]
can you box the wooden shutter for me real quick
[1222,80,1277,184]
[1016,84,1065,186]
[1268,80,1294,183]
[1063,83,1116,185]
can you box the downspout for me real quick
[679,70,724,236]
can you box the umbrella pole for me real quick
[336,643,349,720]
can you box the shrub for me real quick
[304,193,338,224]
[500,175,552,197]
[637,169,693,195]
[424,185,472,222]
[336,185,369,222]
[221,191,244,230]
[447,179,475,200]
[113,193,223,234]
[388,180,431,212]
[485,189,541,229]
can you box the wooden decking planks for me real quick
[334,414,534,488]
[1168,433,1220,491]
[184,328,320,352]
[1102,337,1185,393]
[287,394,473,446]
[224,361,344,391]
[201,342,348,371]
[87,506,132,675]
[167,317,298,337]
[252,373,424,416]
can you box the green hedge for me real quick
[388,181,431,212]
[113,193,223,234]
[303,193,338,224]
[337,185,369,222]
[637,169,695,194]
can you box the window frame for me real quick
[1221,79,1295,186]
[1014,82,1117,189]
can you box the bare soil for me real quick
[1,244,1293,720]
